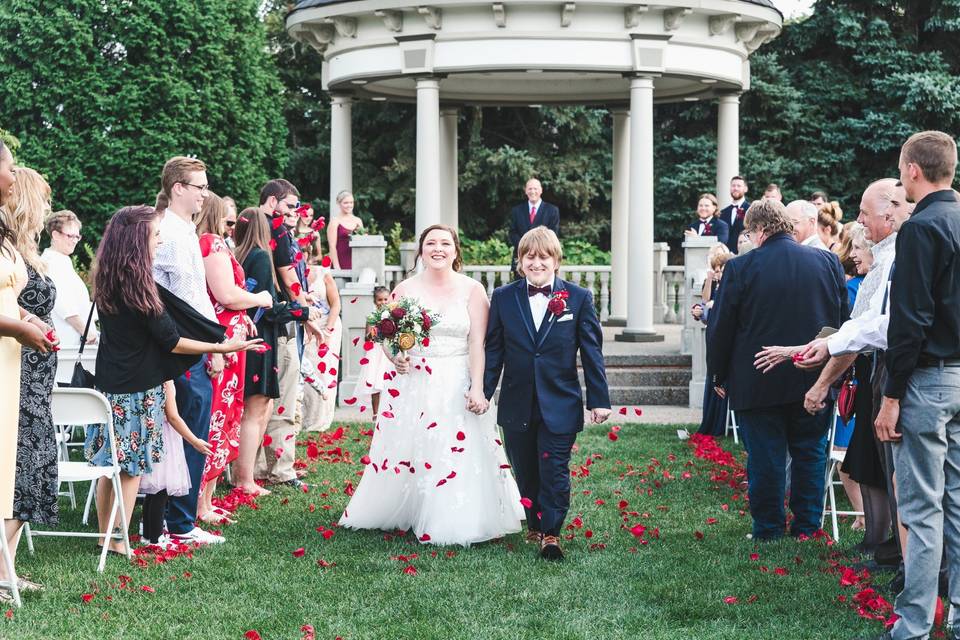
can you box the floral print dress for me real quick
[85,384,165,476]
[13,265,59,524]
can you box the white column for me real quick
[439,108,459,230]
[715,93,740,209]
[415,77,442,238]
[609,109,629,325]
[329,94,353,219]
[617,76,662,343]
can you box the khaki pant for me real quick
[302,315,342,432]
[255,335,301,483]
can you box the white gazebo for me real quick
[287,0,781,342]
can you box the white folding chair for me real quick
[24,388,132,572]
[821,403,864,542]
[0,521,21,607]
[725,406,739,444]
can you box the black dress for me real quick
[241,248,308,398]
[13,265,59,525]
[840,354,886,488]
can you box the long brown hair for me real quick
[94,206,164,316]
[234,207,279,290]
[416,224,463,272]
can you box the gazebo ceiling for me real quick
[287,0,783,105]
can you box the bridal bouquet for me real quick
[365,297,440,356]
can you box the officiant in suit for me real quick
[707,198,847,542]
[508,178,560,277]
[485,226,610,562]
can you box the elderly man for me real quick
[707,198,847,541]
[509,178,560,277]
[785,199,827,249]
[757,179,913,562]
[860,131,960,640]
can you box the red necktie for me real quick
[529,206,536,224]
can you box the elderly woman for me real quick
[42,209,97,349]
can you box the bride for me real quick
[339,224,523,546]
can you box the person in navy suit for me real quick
[484,226,610,560]
[683,193,730,247]
[707,198,848,541]
[508,179,560,277]
[718,176,750,253]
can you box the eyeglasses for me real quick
[280,200,301,212]
[224,220,236,227]
[179,182,209,194]
[56,230,82,241]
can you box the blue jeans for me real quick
[165,359,214,535]
[890,365,960,640]
[737,401,830,540]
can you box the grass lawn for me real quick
[3,422,896,640]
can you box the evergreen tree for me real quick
[0,0,287,247]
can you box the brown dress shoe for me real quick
[539,534,564,561]
[525,530,543,544]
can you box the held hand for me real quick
[874,397,902,442]
[714,386,727,399]
[691,304,703,321]
[465,387,488,415]
[86,332,99,345]
[191,438,214,456]
[208,352,225,377]
[683,229,696,237]
[794,339,830,370]
[15,321,54,353]
[754,345,801,373]
[803,383,828,415]
[393,352,411,375]
[590,408,611,424]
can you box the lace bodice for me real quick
[407,291,471,359]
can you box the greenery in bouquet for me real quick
[364,297,441,356]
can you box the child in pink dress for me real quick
[351,287,394,421]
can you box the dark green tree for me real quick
[0,0,288,249]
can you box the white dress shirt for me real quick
[827,233,897,355]
[802,234,829,251]
[526,276,555,331]
[696,216,716,236]
[153,209,217,321]
[528,199,542,219]
[41,248,96,347]
[727,198,746,225]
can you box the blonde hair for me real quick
[194,191,227,236]
[708,243,732,270]
[1,166,51,274]
[698,193,720,215]
[161,156,207,199]
[817,201,843,233]
[335,190,354,204]
[516,226,563,276]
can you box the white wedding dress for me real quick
[339,289,523,546]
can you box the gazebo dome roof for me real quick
[287,0,783,106]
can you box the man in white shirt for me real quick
[151,156,224,546]
[785,200,828,250]
[41,210,97,349]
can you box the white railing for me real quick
[661,266,685,324]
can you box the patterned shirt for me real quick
[153,208,217,321]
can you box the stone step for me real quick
[579,367,691,387]
[604,385,690,406]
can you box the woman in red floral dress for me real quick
[195,194,272,523]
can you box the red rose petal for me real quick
[618,407,627,415]
[81,593,95,603]
[344,397,357,405]
[359,357,369,365]
[321,256,332,268]
[402,565,417,576]
[388,388,400,398]
[520,497,533,508]
[245,632,263,640]
[608,432,618,441]
[419,533,431,542]
[456,431,465,441]
[363,341,375,352]
[140,585,156,593]
[262,435,273,446]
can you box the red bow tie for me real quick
[528,284,551,297]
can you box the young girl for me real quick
[140,380,214,545]
[351,287,393,421]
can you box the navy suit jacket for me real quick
[484,278,610,434]
[509,201,560,269]
[706,232,848,412]
[719,200,750,253]
[686,217,730,247]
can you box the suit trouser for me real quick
[889,365,960,640]
[255,335,301,483]
[501,400,577,537]
[166,359,213,535]
[737,401,830,540]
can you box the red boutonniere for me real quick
[704,223,713,235]
[736,206,747,221]
[547,290,569,317]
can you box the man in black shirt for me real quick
[867,131,960,640]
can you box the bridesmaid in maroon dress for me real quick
[326,190,364,270]
[195,193,272,523]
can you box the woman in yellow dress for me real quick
[0,139,56,604]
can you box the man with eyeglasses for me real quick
[254,179,318,491]
[152,155,225,546]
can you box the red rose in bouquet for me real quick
[379,318,398,337]
[421,310,432,329]
[391,307,406,319]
